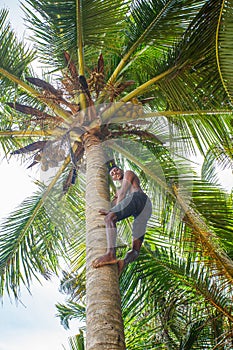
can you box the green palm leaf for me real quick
[22,0,130,68]
[106,0,207,85]
[66,331,85,350]
[120,0,228,110]
[56,301,86,330]
[124,0,205,50]
[0,190,65,298]
[0,9,35,82]
[121,244,233,349]
[202,144,233,185]
[217,0,233,104]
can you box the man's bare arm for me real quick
[111,191,118,207]
[99,190,118,215]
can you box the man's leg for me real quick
[117,238,143,276]
[92,211,118,268]
[117,195,152,274]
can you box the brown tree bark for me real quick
[84,134,126,350]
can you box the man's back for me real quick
[119,170,143,195]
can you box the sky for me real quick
[0,1,80,349]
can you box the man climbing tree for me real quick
[93,161,152,275]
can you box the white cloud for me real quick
[0,329,74,350]
[0,278,81,350]
[0,157,38,219]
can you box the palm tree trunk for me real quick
[84,134,126,350]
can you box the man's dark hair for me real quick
[106,159,118,173]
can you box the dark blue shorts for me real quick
[110,192,152,242]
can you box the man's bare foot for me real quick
[117,259,125,276]
[92,254,118,268]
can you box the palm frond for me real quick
[0,8,35,85]
[121,0,229,112]
[0,190,66,298]
[66,331,85,350]
[191,180,233,256]
[106,0,206,86]
[0,147,86,298]
[202,145,233,186]
[56,301,86,330]
[155,1,230,111]
[120,244,233,349]
[217,0,233,105]
[125,0,205,51]
[22,0,130,68]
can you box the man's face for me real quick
[109,167,124,181]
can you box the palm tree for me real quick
[0,0,233,349]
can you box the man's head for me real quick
[106,160,124,180]
[109,166,124,181]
